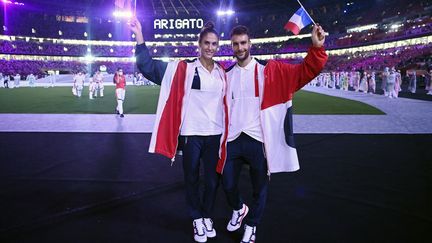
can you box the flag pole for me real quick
[296,0,316,25]
[133,0,137,16]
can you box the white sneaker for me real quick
[227,204,249,232]
[241,224,256,243]
[193,218,207,242]
[203,218,216,238]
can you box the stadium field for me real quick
[0,86,384,115]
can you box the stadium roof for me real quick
[17,0,374,17]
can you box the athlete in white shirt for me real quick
[131,19,226,242]
[73,72,85,97]
[222,25,326,242]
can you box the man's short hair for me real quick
[230,25,250,39]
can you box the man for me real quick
[219,25,327,242]
[386,67,397,98]
[26,73,36,87]
[4,74,9,88]
[426,70,432,95]
[49,73,56,87]
[0,73,4,88]
[407,69,417,93]
[88,76,95,100]
[13,73,21,88]
[93,70,104,97]
[382,67,389,96]
[73,71,85,97]
[369,71,376,94]
[114,68,126,118]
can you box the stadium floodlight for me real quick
[113,10,133,18]
[217,9,235,16]
[84,54,94,63]
[391,24,403,29]
[2,0,25,6]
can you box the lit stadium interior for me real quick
[0,0,431,242]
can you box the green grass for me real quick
[0,87,384,114]
[293,90,384,114]
[0,86,160,114]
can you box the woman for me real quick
[113,68,126,117]
[130,18,228,243]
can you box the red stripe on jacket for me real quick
[261,46,328,110]
[216,76,229,174]
[154,61,187,158]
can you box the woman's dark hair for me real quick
[198,21,219,43]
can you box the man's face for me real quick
[198,32,219,60]
[231,34,251,62]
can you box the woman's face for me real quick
[198,32,219,60]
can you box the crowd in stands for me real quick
[1,1,430,41]
[1,0,431,92]
[0,38,312,57]
[0,60,135,78]
[1,16,431,59]
[1,41,431,81]
[325,44,432,72]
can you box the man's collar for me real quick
[236,57,255,70]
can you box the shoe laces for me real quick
[242,225,256,242]
[203,218,213,231]
[231,205,245,225]
[193,219,205,236]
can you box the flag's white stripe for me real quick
[288,13,305,29]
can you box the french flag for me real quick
[284,7,313,35]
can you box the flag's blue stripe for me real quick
[295,7,313,27]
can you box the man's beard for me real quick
[235,50,250,62]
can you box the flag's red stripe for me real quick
[284,22,300,35]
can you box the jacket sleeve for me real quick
[280,46,328,93]
[261,46,327,110]
[135,43,168,85]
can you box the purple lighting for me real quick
[113,10,132,18]
[2,0,24,6]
